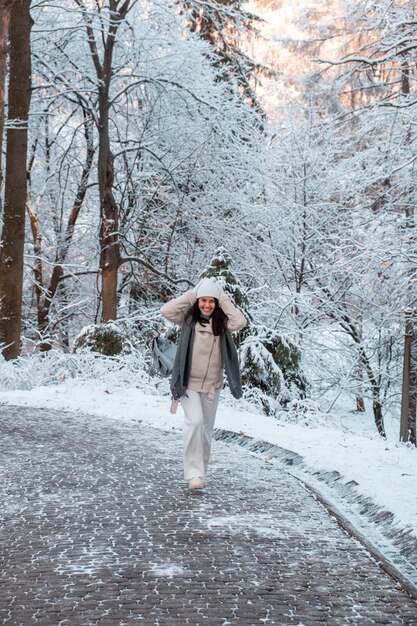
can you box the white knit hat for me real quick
[196,277,220,299]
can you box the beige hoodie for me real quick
[160,290,246,396]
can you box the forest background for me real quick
[0,0,417,446]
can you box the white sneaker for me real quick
[188,477,205,490]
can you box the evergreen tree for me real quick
[201,246,251,343]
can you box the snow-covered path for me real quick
[1,405,417,625]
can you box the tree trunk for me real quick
[98,113,120,322]
[0,0,32,359]
[0,1,15,192]
[355,395,365,412]
[400,311,417,445]
[76,0,130,322]
[355,322,365,412]
[96,4,125,322]
[398,39,416,443]
[358,345,386,438]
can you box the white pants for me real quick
[180,389,221,481]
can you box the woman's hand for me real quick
[216,281,226,300]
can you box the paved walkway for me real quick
[1,405,417,626]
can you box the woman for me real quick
[160,277,246,490]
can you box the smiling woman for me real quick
[160,277,246,490]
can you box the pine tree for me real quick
[201,246,251,344]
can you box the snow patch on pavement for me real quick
[149,563,186,577]
[206,513,286,539]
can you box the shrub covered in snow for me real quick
[0,349,149,392]
[73,323,129,356]
[275,398,326,427]
[72,310,164,357]
[240,326,308,414]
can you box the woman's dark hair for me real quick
[186,299,228,336]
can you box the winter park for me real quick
[1,0,417,624]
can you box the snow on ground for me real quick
[1,373,416,540]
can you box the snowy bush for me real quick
[241,385,281,417]
[73,323,129,356]
[72,309,165,356]
[275,398,327,428]
[240,326,308,414]
[0,349,149,392]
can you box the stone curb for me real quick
[213,427,417,602]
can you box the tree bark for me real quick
[98,117,120,322]
[357,345,386,438]
[0,0,32,359]
[398,41,416,445]
[400,311,417,445]
[0,0,16,193]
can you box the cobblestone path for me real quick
[1,405,417,626]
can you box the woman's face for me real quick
[198,297,216,317]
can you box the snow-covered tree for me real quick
[180,0,269,112]
[200,245,251,339]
